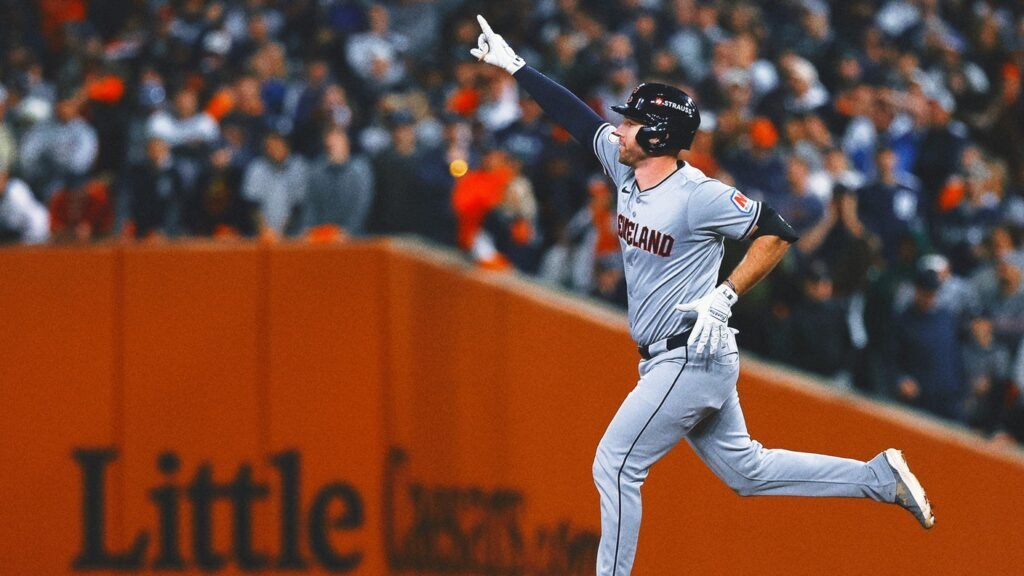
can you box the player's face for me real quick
[613,117,647,166]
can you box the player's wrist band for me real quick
[723,279,738,295]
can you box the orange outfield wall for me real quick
[1,240,1023,576]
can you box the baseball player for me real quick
[470,16,935,575]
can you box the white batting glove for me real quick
[674,284,738,357]
[469,15,526,75]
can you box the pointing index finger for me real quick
[477,14,494,36]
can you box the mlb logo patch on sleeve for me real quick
[730,190,752,213]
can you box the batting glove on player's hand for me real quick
[470,15,526,74]
[674,284,738,357]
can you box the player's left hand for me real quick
[674,283,738,357]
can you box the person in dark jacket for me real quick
[369,112,420,235]
[790,262,850,378]
[122,136,182,239]
[858,145,927,265]
[185,143,254,237]
[893,268,967,421]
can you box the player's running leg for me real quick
[592,348,730,576]
[686,387,934,527]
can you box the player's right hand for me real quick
[674,283,738,357]
[470,15,526,75]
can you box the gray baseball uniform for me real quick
[589,122,899,575]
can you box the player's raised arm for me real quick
[471,15,604,147]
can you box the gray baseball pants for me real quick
[593,333,898,575]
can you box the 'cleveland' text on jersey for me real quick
[616,215,675,256]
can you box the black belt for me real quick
[638,329,692,360]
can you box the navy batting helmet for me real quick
[611,83,701,154]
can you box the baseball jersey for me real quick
[591,123,762,346]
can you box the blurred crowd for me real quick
[2,0,1024,445]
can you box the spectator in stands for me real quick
[787,0,835,69]
[781,113,826,179]
[666,0,710,85]
[963,313,1012,433]
[346,3,409,96]
[387,0,443,62]
[925,30,991,116]
[807,147,865,204]
[122,137,182,240]
[18,90,97,201]
[223,74,272,164]
[913,92,967,222]
[251,42,292,127]
[857,145,926,265]
[730,33,777,105]
[452,145,518,270]
[796,183,875,291]
[842,87,917,177]
[48,175,113,242]
[496,95,550,179]
[935,160,1002,275]
[146,86,220,203]
[305,126,375,238]
[186,143,252,238]
[540,174,613,291]
[410,114,464,247]
[696,40,740,114]
[789,262,850,380]
[288,59,336,159]
[721,117,787,200]
[974,64,1023,191]
[893,268,967,421]
[917,254,981,322]
[476,70,522,132]
[775,155,825,236]
[0,170,48,244]
[717,68,755,129]
[122,67,168,167]
[370,112,422,237]
[481,156,542,273]
[243,131,308,238]
[972,226,1024,302]
[758,54,830,125]
[990,257,1024,351]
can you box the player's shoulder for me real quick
[682,165,728,196]
[686,170,757,214]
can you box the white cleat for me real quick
[884,448,935,529]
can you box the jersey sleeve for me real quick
[591,123,631,186]
[687,180,762,241]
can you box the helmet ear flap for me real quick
[636,122,671,155]
[635,125,654,154]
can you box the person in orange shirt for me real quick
[451,147,514,268]
[452,145,541,271]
